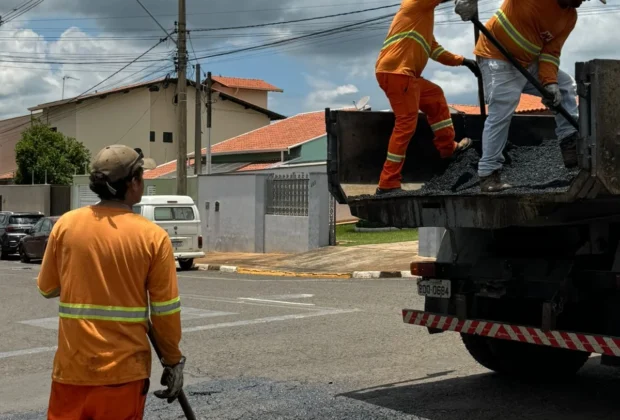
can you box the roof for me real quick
[28,76,285,119]
[0,114,33,175]
[212,76,283,93]
[136,195,195,205]
[209,111,326,155]
[237,162,279,172]
[450,94,549,115]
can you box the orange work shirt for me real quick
[474,0,577,86]
[376,0,464,78]
[37,205,183,386]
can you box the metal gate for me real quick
[72,185,99,209]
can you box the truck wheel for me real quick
[461,334,591,379]
[179,259,194,271]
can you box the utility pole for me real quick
[176,0,188,195]
[194,63,202,176]
[206,71,213,175]
[62,75,79,100]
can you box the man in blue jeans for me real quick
[455,0,598,192]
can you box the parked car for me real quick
[132,195,205,270]
[0,212,45,259]
[18,216,60,262]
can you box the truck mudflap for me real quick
[402,309,620,357]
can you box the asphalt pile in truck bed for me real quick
[356,139,580,199]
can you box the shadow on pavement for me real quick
[339,356,620,420]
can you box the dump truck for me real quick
[327,59,620,377]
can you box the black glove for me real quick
[462,58,481,79]
[154,356,186,403]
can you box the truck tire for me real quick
[461,334,591,379]
[179,258,194,271]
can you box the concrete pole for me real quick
[206,71,212,175]
[176,0,188,195]
[194,63,202,176]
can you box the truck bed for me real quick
[326,59,620,229]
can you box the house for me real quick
[143,110,327,179]
[0,113,38,182]
[25,75,285,170]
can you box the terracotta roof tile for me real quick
[212,76,283,93]
[209,111,325,155]
[450,94,554,115]
[237,162,277,172]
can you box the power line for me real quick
[189,3,400,32]
[135,0,178,45]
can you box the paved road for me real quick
[1,258,620,419]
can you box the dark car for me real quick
[0,212,44,259]
[18,216,59,262]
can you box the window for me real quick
[9,215,43,225]
[150,131,155,142]
[154,207,195,221]
[32,219,44,233]
[163,132,173,143]
[42,219,53,233]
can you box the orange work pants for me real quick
[376,72,457,190]
[48,379,149,420]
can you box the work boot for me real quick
[559,133,579,169]
[454,137,473,155]
[479,170,512,193]
[375,187,404,196]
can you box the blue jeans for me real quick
[477,58,579,178]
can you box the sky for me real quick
[0,0,617,120]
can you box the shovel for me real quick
[470,17,579,130]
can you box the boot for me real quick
[375,187,404,196]
[480,170,512,193]
[559,133,579,169]
[454,137,473,155]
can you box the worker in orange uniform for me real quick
[375,0,480,195]
[455,0,606,192]
[37,145,185,419]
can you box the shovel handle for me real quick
[148,322,197,420]
[471,18,579,130]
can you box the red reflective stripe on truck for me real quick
[402,309,620,357]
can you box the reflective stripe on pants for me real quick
[376,72,456,190]
[477,57,579,178]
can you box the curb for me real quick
[196,264,419,279]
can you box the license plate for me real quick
[417,279,451,299]
[171,239,183,248]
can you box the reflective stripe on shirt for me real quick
[39,287,60,299]
[59,302,148,322]
[431,46,445,60]
[494,10,541,56]
[382,30,431,57]
[540,53,560,68]
[150,296,181,317]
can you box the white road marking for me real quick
[258,294,314,300]
[237,298,315,306]
[0,346,57,360]
[182,308,360,333]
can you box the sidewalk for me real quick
[194,241,433,278]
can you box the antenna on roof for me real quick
[353,96,371,111]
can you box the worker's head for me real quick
[88,145,157,206]
[557,0,605,8]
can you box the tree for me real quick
[14,122,90,185]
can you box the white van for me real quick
[133,195,205,270]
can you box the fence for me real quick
[266,173,309,216]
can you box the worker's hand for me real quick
[542,83,562,109]
[462,58,481,78]
[154,356,186,403]
[455,0,478,21]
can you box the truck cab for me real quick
[133,195,205,270]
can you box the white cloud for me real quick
[304,74,359,110]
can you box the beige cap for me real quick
[91,145,157,183]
